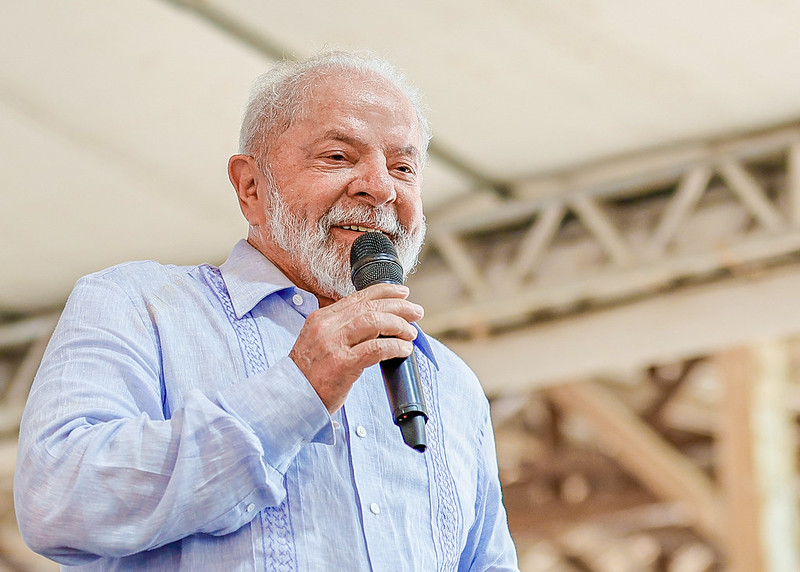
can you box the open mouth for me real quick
[338,225,383,233]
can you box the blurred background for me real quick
[3,1,800,570]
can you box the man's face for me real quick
[249,72,427,301]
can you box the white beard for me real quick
[260,176,426,299]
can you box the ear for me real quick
[228,154,266,226]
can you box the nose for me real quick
[347,157,396,207]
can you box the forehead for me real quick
[290,71,424,148]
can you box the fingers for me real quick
[303,291,422,351]
[345,301,420,341]
[325,284,423,338]
[325,282,411,311]
[289,283,425,413]
[347,336,416,368]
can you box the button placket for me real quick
[341,374,397,565]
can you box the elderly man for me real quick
[15,51,518,571]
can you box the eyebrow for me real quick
[317,129,358,146]
[397,144,423,165]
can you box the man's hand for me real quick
[289,283,424,413]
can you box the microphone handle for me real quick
[380,351,427,452]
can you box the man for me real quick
[15,51,518,571]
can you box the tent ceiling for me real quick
[3,0,800,312]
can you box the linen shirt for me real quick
[15,240,518,571]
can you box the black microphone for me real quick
[350,232,428,452]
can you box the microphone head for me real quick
[350,232,404,290]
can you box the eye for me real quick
[393,163,417,179]
[328,152,347,161]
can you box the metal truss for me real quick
[412,123,800,338]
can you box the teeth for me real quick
[341,225,375,232]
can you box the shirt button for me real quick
[369,503,381,515]
[292,293,303,306]
[333,420,341,430]
[356,426,367,438]
[246,503,256,512]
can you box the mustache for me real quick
[317,202,406,239]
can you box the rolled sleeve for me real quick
[219,355,335,473]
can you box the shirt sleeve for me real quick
[13,271,330,565]
[459,404,520,571]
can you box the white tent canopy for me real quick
[3,1,800,313]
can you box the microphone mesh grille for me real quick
[353,259,403,288]
[350,232,397,265]
[350,232,404,290]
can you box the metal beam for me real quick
[644,165,712,258]
[446,264,800,395]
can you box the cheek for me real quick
[281,175,345,216]
[398,194,424,230]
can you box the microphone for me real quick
[350,232,428,452]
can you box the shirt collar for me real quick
[218,239,438,369]
[219,239,297,319]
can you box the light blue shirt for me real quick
[15,240,518,571]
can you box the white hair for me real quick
[239,50,432,164]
